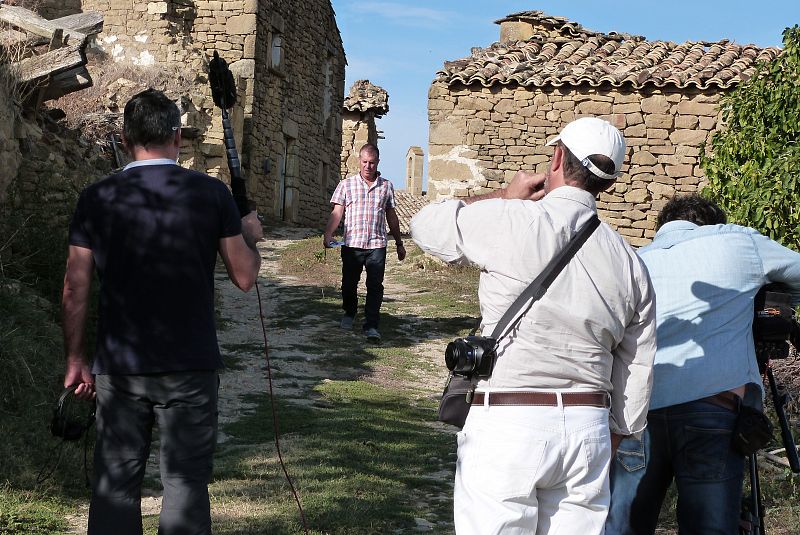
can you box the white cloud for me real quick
[358,2,454,28]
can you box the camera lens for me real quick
[445,339,474,374]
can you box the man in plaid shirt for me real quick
[323,143,406,341]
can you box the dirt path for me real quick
[66,226,453,532]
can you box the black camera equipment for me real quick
[739,286,800,535]
[445,335,497,378]
[36,385,96,486]
[50,384,96,441]
[209,51,250,218]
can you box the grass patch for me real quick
[0,487,72,535]
[0,282,89,534]
[276,238,342,290]
[213,380,453,534]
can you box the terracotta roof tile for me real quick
[389,191,429,236]
[438,11,780,90]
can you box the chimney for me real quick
[499,21,534,43]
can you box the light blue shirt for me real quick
[639,221,800,410]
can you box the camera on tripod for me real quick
[445,336,498,378]
[739,285,800,535]
[753,286,800,367]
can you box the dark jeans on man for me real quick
[89,371,219,535]
[340,246,386,330]
[606,398,745,535]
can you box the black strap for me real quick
[489,214,601,342]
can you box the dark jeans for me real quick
[606,398,745,535]
[341,246,386,330]
[89,371,219,535]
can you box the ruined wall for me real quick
[339,80,389,182]
[428,82,722,246]
[0,83,21,203]
[340,109,379,180]
[33,0,345,227]
[76,0,254,181]
[78,0,225,66]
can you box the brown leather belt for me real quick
[701,391,741,412]
[471,391,609,408]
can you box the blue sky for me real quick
[330,1,800,191]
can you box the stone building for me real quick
[36,0,346,226]
[428,11,780,245]
[340,79,388,180]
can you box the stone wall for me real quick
[34,0,345,227]
[247,2,345,224]
[0,82,21,203]
[428,82,722,246]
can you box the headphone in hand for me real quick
[50,384,96,441]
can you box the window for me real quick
[270,33,283,72]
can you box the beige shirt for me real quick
[410,186,656,436]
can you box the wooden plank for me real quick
[0,5,87,45]
[27,11,104,46]
[49,11,104,36]
[41,65,92,101]
[13,43,85,83]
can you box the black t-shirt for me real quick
[68,163,242,374]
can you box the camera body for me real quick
[753,286,800,366]
[445,335,498,378]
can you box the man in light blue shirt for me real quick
[606,194,800,535]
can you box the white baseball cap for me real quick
[545,117,626,180]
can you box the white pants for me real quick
[454,392,612,535]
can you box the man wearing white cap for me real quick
[411,117,656,534]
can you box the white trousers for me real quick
[454,393,612,535]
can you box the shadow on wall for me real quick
[35,0,83,19]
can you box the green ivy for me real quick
[701,25,800,251]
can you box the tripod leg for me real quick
[740,453,762,535]
[751,453,765,535]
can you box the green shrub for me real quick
[701,25,800,250]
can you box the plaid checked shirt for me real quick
[330,173,396,249]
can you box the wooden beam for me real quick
[26,11,104,46]
[41,65,93,101]
[49,11,104,36]
[13,43,86,83]
[0,5,87,45]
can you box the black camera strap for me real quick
[489,214,601,345]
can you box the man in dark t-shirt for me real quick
[62,89,263,535]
